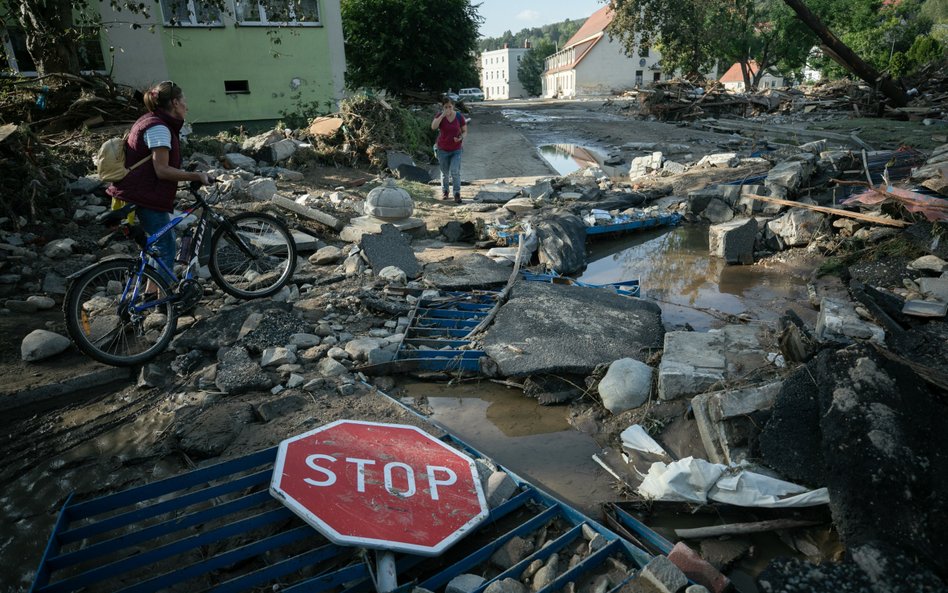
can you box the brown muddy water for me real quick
[399,380,616,517]
[580,224,815,331]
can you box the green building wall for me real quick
[96,0,346,128]
[157,25,337,127]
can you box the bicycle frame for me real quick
[123,194,230,314]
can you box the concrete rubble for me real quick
[2,96,947,593]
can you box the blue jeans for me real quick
[136,208,176,283]
[437,148,463,195]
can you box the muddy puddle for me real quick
[538,143,626,178]
[399,380,615,516]
[579,225,815,331]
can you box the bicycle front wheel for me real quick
[209,212,297,298]
[64,258,177,367]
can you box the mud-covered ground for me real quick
[1,98,944,592]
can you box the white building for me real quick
[480,44,530,100]
[542,5,667,98]
[719,61,786,91]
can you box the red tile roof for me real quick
[720,61,759,83]
[563,5,614,49]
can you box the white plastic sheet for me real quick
[637,457,725,504]
[709,470,830,508]
[620,425,668,457]
[637,457,830,508]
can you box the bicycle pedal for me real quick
[174,280,203,314]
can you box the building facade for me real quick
[2,0,347,126]
[480,45,529,100]
[719,61,786,91]
[542,5,667,98]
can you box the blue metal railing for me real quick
[32,431,654,593]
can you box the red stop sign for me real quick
[270,420,489,556]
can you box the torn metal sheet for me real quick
[842,185,948,222]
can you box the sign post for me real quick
[270,420,490,590]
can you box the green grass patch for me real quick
[817,257,849,278]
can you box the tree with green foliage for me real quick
[607,0,815,87]
[341,0,482,95]
[607,0,720,79]
[777,0,943,80]
[517,39,556,96]
[1,0,96,74]
[479,19,583,53]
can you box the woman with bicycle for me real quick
[66,81,298,367]
[107,81,211,281]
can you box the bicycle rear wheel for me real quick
[64,258,177,367]
[209,212,297,298]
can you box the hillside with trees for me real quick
[479,18,583,53]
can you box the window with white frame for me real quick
[236,0,320,25]
[159,0,223,26]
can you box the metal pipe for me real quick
[375,551,397,593]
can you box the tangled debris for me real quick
[624,63,948,122]
[304,94,435,170]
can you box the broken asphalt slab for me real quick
[359,224,422,278]
[472,183,525,204]
[423,253,512,290]
[759,344,948,592]
[480,281,664,377]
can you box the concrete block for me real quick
[708,218,757,264]
[918,277,948,302]
[486,471,518,508]
[640,555,688,593]
[816,297,885,345]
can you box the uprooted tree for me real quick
[606,0,939,104]
[782,0,907,106]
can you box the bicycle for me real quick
[64,181,298,367]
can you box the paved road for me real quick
[460,105,556,183]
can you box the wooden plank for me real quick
[676,519,823,539]
[744,194,909,227]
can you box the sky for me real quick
[476,0,607,39]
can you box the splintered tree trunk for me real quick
[782,0,907,107]
[14,0,81,74]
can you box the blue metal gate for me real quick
[31,433,652,593]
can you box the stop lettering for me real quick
[270,420,489,556]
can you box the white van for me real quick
[458,88,484,102]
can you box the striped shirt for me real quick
[143,125,172,149]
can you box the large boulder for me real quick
[598,358,653,413]
[21,329,72,362]
[481,282,664,377]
